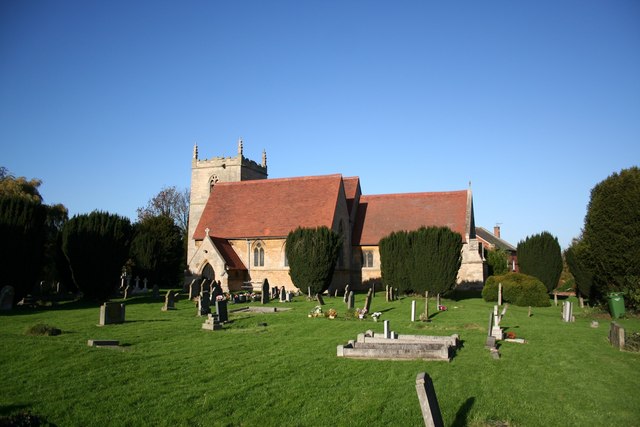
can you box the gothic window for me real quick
[362,250,374,268]
[254,243,265,267]
[202,263,215,280]
[209,175,219,193]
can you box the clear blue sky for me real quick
[2,1,639,249]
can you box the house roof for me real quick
[475,226,516,252]
[342,176,361,217]
[210,237,247,270]
[193,174,344,240]
[352,190,470,246]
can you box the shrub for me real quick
[483,273,551,307]
[26,323,61,336]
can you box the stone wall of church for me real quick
[456,239,485,289]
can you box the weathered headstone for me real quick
[202,313,222,331]
[579,295,584,309]
[498,283,503,306]
[415,372,444,427]
[162,290,176,311]
[347,291,354,310]
[554,291,558,306]
[152,284,160,299]
[384,320,390,339]
[562,301,574,322]
[411,300,416,322]
[394,288,399,301]
[528,306,532,317]
[134,276,141,292]
[385,285,390,302]
[334,289,339,298]
[0,286,15,310]
[216,299,229,323]
[189,280,200,300]
[436,293,441,310]
[307,287,312,300]
[316,293,325,305]
[261,279,270,304]
[364,290,372,313]
[343,284,350,303]
[279,286,286,302]
[286,291,293,302]
[99,302,125,325]
[198,291,211,316]
[143,278,149,292]
[212,282,224,301]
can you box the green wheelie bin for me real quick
[608,292,625,318]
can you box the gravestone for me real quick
[347,291,354,310]
[189,280,200,300]
[394,288,399,301]
[498,283,503,306]
[562,301,574,322]
[279,286,286,302]
[162,290,176,311]
[185,278,196,293]
[202,313,222,331]
[99,302,125,325]
[385,285,390,302]
[216,299,229,323]
[364,289,372,313]
[307,287,312,300]
[528,306,532,317]
[143,278,148,292]
[134,276,141,292]
[0,286,15,310]
[124,285,131,300]
[271,286,278,300]
[554,291,558,306]
[198,291,211,316]
[609,322,625,350]
[384,320,390,339]
[343,285,350,303]
[212,282,224,301]
[371,283,375,297]
[286,291,293,302]
[415,372,445,427]
[334,289,339,298]
[436,294,441,310]
[411,300,416,322]
[152,284,159,299]
[316,293,325,305]
[261,279,270,304]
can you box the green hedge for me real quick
[482,272,551,307]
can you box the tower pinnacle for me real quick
[193,143,199,160]
[238,138,243,157]
[262,149,267,168]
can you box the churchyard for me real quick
[1,290,639,426]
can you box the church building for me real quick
[187,141,485,292]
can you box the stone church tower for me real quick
[187,139,267,272]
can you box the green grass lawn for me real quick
[1,292,639,426]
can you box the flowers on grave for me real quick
[215,295,226,302]
[371,312,382,322]
[506,331,517,339]
[326,308,338,319]
[355,308,367,319]
[437,305,447,311]
[308,306,323,318]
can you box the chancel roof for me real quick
[352,190,470,246]
[193,174,344,239]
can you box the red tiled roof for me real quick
[193,174,344,239]
[342,176,361,217]
[352,190,470,245]
[210,237,247,270]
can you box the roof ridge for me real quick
[215,173,343,186]
[362,190,467,199]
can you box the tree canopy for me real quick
[380,226,462,294]
[285,226,342,294]
[62,211,132,300]
[581,166,640,306]
[517,231,563,293]
[137,186,189,233]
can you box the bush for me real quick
[25,323,61,336]
[517,232,563,292]
[483,273,551,307]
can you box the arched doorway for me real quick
[202,263,215,280]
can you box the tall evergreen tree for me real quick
[582,166,640,306]
[130,215,184,288]
[0,196,48,300]
[486,248,509,276]
[564,237,594,299]
[62,211,132,300]
[379,230,411,293]
[517,231,563,293]
[285,226,342,294]
[380,226,462,294]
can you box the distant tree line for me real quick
[0,167,187,303]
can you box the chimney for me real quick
[493,225,501,238]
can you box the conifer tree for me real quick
[285,226,342,294]
[62,211,132,300]
[517,231,563,293]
